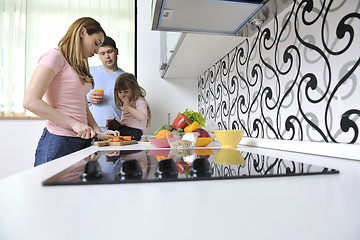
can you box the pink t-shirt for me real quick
[37,49,92,137]
[120,97,148,131]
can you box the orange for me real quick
[156,129,171,139]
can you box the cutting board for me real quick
[93,140,138,147]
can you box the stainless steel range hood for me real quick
[152,0,293,37]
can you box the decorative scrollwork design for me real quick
[198,0,360,144]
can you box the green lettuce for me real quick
[181,109,206,127]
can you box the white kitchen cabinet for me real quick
[165,31,182,61]
[161,32,244,79]
[151,0,264,35]
[159,31,182,74]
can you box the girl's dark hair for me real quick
[114,73,151,127]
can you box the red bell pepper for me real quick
[172,113,192,130]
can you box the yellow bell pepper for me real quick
[184,121,202,133]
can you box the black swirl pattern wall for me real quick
[198,0,360,144]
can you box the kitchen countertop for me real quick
[0,142,359,240]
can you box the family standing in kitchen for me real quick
[23,17,150,166]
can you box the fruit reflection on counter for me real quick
[150,148,216,178]
[195,149,215,159]
[148,149,170,161]
[176,161,191,175]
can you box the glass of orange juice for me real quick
[94,89,104,97]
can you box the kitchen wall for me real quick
[0,0,198,179]
[199,0,360,144]
[136,0,198,135]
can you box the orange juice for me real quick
[94,89,104,97]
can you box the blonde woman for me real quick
[24,17,119,166]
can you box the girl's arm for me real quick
[23,66,95,139]
[126,106,147,121]
[122,97,147,121]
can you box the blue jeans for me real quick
[34,128,92,166]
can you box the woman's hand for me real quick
[104,130,120,137]
[71,121,96,139]
[96,130,120,140]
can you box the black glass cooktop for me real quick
[42,148,339,186]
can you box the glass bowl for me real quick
[166,132,197,149]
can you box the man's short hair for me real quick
[101,36,116,49]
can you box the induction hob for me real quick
[42,148,339,186]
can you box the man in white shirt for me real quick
[87,36,124,131]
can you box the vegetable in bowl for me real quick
[182,109,206,127]
[154,109,206,136]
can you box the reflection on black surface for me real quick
[81,160,103,182]
[190,158,212,178]
[100,150,149,181]
[155,159,178,180]
[214,149,244,165]
[118,159,143,181]
[43,148,339,186]
[212,152,311,178]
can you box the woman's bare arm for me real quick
[23,66,95,139]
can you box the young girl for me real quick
[23,17,120,166]
[107,73,151,141]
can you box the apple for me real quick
[192,128,210,138]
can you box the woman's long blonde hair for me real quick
[58,17,105,85]
[114,73,151,127]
